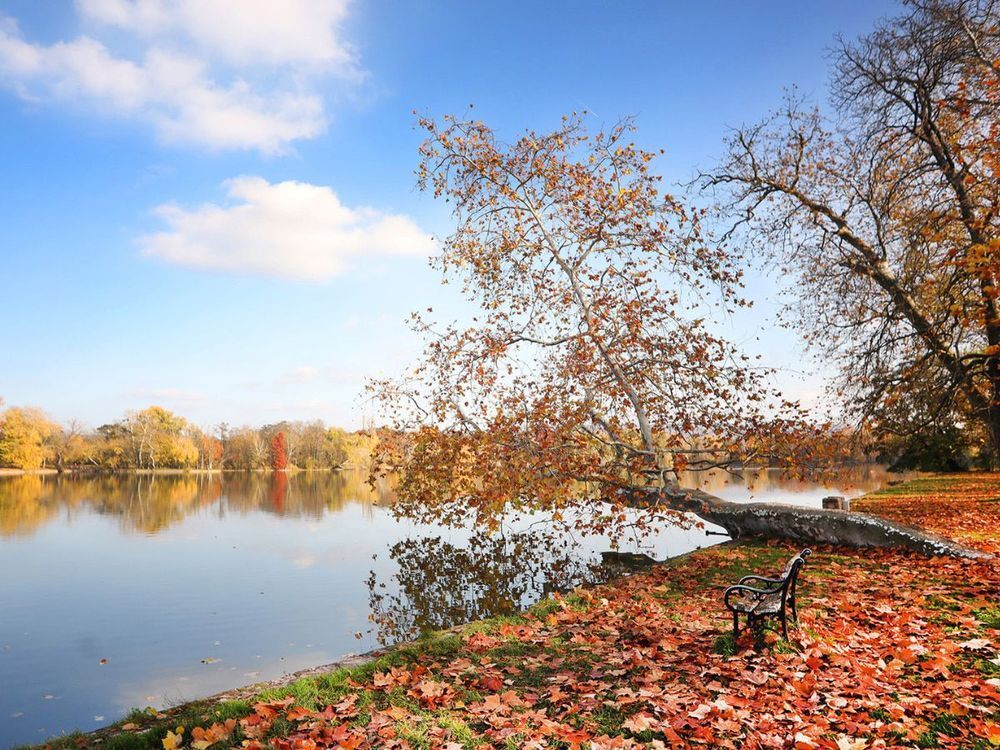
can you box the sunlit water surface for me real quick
[0,467,906,747]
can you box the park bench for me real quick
[723,549,811,640]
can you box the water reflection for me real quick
[367,531,611,644]
[679,464,913,506]
[0,474,60,536]
[0,465,905,539]
[0,471,394,537]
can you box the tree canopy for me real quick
[371,113,829,538]
[0,407,57,470]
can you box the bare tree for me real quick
[704,0,1000,462]
[47,418,84,473]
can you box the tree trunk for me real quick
[979,278,1000,470]
[988,403,1000,471]
[623,486,990,560]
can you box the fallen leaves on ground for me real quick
[853,473,1000,556]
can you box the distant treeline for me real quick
[0,401,377,472]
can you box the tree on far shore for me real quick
[270,431,288,471]
[0,407,57,470]
[0,402,378,473]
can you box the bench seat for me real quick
[728,590,783,615]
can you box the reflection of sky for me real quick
[1,502,409,747]
[681,467,918,508]
[113,650,338,720]
[0,468,901,748]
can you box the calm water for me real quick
[0,467,904,747]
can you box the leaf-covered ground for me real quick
[852,473,1000,556]
[35,475,1000,750]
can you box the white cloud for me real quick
[77,0,354,67]
[139,176,435,281]
[0,1,357,152]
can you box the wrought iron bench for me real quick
[723,549,811,640]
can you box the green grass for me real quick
[713,632,737,657]
[685,543,791,582]
[772,637,798,654]
[925,594,964,612]
[915,713,962,748]
[973,656,1000,676]
[395,717,433,749]
[434,714,478,750]
[864,476,964,498]
[975,605,1000,629]
[591,704,627,736]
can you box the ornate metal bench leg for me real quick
[780,609,788,639]
[732,610,739,640]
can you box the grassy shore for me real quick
[29,474,1000,750]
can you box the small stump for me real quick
[822,495,849,511]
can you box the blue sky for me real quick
[0,0,897,429]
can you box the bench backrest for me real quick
[781,549,811,580]
[780,549,811,600]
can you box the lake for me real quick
[0,467,904,748]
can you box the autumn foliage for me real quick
[270,431,288,471]
[370,112,830,539]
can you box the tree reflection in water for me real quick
[367,530,621,645]
[0,466,902,537]
[0,471,394,536]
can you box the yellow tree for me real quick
[0,407,57,470]
[45,419,87,473]
[327,427,379,469]
[122,406,197,469]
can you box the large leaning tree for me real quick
[705,0,1000,465]
[369,112,985,558]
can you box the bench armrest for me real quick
[724,583,781,611]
